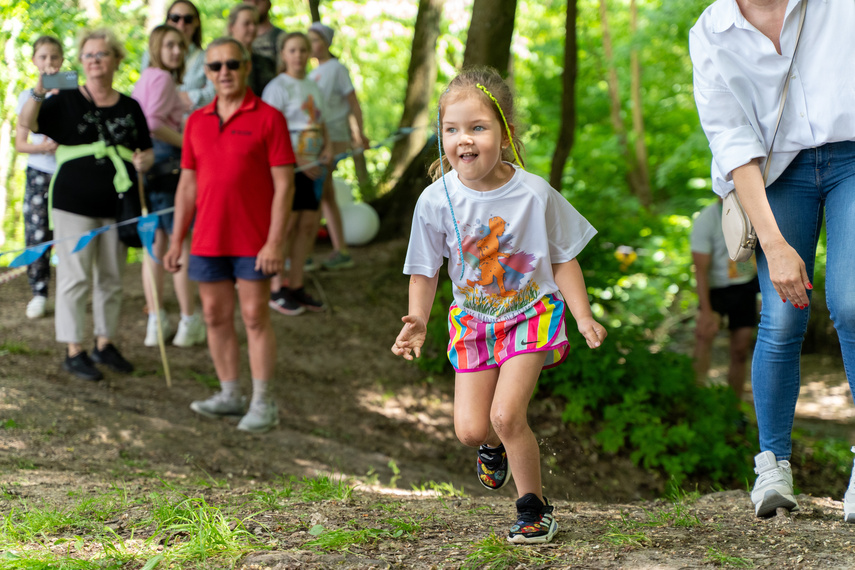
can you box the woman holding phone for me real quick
[19,28,153,381]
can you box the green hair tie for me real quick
[476,83,524,170]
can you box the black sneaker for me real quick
[63,351,103,381]
[290,287,325,312]
[507,493,558,544]
[91,343,134,373]
[269,288,305,316]
[477,444,512,490]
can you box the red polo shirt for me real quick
[182,89,295,257]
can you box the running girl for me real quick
[392,66,606,544]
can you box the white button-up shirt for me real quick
[690,0,855,196]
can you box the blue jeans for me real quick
[753,141,855,460]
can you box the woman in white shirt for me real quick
[690,0,855,522]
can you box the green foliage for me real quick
[539,327,755,487]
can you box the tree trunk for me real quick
[374,0,518,239]
[308,0,321,22]
[462,0,517,73]
[629,0,651,205]
[598,0,651,208]
[549,0,578,191]
[381,0,445,193]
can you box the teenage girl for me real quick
[392,67,606,544]
[262,32,332,315]
[15,36,63,320]
[307,22,370,271]
[132,24,206,349]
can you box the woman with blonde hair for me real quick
[19,28,153,380]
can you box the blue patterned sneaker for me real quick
[508,493,558,544]
[477,444,511,490]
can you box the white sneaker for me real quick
[751,450,799,517]
[190,391,246,418]
[144,311,175,347]
[237,400,279,433]
[173,314,206,347]
[843,446,855,523]
[26,296,47,319]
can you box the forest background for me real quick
[0,0,848,492]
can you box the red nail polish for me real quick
[782,299,787,303]
[807,283,813,290]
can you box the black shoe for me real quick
[91,343,134,373]
[63,351,103,381]
[290,287,325,312]
[269,288,305,316]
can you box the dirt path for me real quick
[2,239,855,568]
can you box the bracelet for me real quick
[30,89,46,103]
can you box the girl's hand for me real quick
[577,317,607,349]
[391,315,427,360]
[297,158,322,180]
[319,145,334,166]
[763,239,812,308]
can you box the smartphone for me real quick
[42,71,79,90]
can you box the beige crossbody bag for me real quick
[722,0,807,262]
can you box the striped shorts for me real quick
[447,293,569,373]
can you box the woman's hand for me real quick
[391,315,427,360]
[132,148,154,173]
[40,140,59,154]
[163,242,183,273]
[763,239,812,308]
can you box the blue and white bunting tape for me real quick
[0,126,424,269]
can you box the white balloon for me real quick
[333,177,355,206]
[341,202,380,246]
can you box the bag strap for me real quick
[763,0,808,183]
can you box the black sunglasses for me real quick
[205,59,242,72]
[167,13,195,24]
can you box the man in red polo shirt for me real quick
[165,37,295,433]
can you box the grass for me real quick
[0,342,48,357]
[602,521,651,547]
[461,532,552,570]
[297,473,353,502]
[705,546,754,568]
[304,516,417,551]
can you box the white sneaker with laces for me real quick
[751,450,798,517]
[26,296,47,319]
[843,446,855,523]
[237,400,279,433]
[190,391,246,418]
[173,314,206,347]
[144,311,174,347]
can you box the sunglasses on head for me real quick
[167,13,195,24]
[205,59,242,72]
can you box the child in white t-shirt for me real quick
[392,67,607,544]
[15,36,63,320]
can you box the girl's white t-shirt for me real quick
[262,73,326,161]
[404,165,597,323]
[16,90,57,174]
[308,58,354,127]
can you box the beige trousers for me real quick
[52,209,126,344]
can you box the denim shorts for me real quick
[147,191,176,234]
[188,255,269,282]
